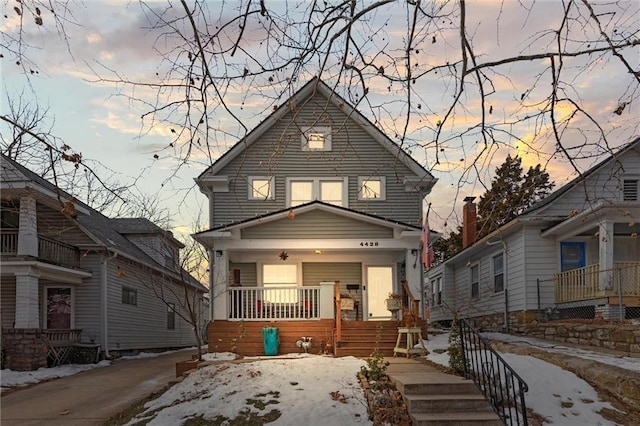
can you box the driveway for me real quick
[1,348,198,425]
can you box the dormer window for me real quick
[301,126,331,151]
[623,179,638,201]
[248,176,275,200]
[358,177,386,200]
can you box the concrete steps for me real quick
[388,368,502,426]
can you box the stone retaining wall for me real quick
[512,322,640,354]
[2,328,48,371]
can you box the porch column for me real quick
[211,249,229,320]
[599,221,614,291]
[319,281,335,319]
[17,196,38,257]
[15,269,40,328]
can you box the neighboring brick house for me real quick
[1,154,208,370]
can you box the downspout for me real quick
[487,238,509,333]
[101,251,118,358]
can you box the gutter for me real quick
[101,251,117,358]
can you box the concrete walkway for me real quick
[1,348,198,426]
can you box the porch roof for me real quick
[540,203,640,238]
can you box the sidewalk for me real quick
[1,348,197,426]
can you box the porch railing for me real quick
[1,229,80,268]
[228,286,321,321]
[555,262,640,303]
[459,319,529,426]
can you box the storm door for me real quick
[45,287,72,329]
[366,266,393,320]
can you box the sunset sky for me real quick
[2,0,638,238]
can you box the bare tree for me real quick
[3,0,639,225]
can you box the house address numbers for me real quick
[359,241,379,247]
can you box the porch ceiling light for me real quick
[314,250,322,254]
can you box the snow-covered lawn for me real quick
[2,333,637,425]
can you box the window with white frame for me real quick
[287,177,347,207]
[358,176,386,200]
[301,126,331,151]
[262,264,298,303]
[122,287,137,306]
[431,276,442,306]
[470,264,479,299]
[248,176,274,200]
[493,253,504,292]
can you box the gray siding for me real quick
[522,226,557,311]
[241,210,393,239]
[106,258,198,351]
[1,276,16,328]
[229,262,258,286]
[533,146,640,217]
[303,262,362,321]
[75,254,103,343]
[37,204,94,245]
[205,92,423,227]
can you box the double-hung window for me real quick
[301,126,331,151]
[122,287,137,306]
[358,176,386,200]
[431,276,442,306]
[167,303,176,329]
[470,264,479,299]
[287,177,348,207]
[248,176,274,200]
[493,253,504,292]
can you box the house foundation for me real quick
[595,303,625,321]
[2,328,48,371]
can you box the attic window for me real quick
[358,177,386,200]
[623,179,638,201]
[301,127,331,151]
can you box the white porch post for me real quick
[599,221,614,291]
[319,281,335,319]
[211,249,229,320]
[15,269,40,328]
[17,196,38,257]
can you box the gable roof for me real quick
[1,154,204,291]
[523,136,640,216]
[196,78,436,192]
[193,200,423,242]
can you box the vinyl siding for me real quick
[522,225,557,311]
[106,258,198,351]
[1,276,16,328]
[205,92,423,226]
[241,210,394,239]
[74,254,103,343]
[229,262,258,286]
[303,262,362,321]
[36,204,95,245]
[532,146,640,217]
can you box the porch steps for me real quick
[388,365,502,426]
[335,320,427,357]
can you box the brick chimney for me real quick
[462,196,477,248]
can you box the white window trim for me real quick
[470,263,480,299]
[248,176,275,200]
[285,176,348,207]
[301,126,332,151]
[43,286,75,329]
[492,252,504,293]
[358,176,386,201]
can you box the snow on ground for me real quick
[424,330,630,425]
[2,333,637,425]
[124,354,370,426]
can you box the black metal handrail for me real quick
[458,319,529,425]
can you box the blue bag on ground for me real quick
[262,327,279,356]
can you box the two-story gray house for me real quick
[1,154,208,371]
[194,78,437,356]
[428,137,640,331]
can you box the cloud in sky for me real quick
[2,0,638,232]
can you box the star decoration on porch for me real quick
[279,251,289,261]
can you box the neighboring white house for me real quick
[1,154,208,371]
[193,78,438,356]
[428,137,640,331]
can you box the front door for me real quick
[366,266,393,320]
[45,287,72,329]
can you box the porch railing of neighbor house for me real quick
[555,261,640,303]
[228,285,320,321]
[0,229,80,268]
[459,319,529,426]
